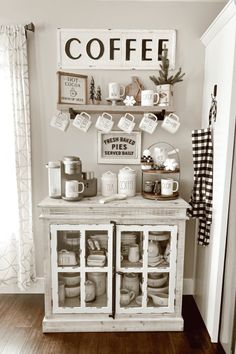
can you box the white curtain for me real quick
[0,25,36,290]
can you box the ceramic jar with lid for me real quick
[122,273,139,296]
[87,272,106,296]
[118,166,136,197]
[101,171,117,197]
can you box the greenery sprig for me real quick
[149,46,185,86]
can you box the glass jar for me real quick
[46,161,61,198]
[144,180,154,193]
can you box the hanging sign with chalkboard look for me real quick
[57,29,176,70]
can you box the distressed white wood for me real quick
[39,195,189,331]
[194,0,236,342]
[57,29,176,70]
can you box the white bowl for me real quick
[149,293,168,306]
[65,284,80,298]
[147,285,169,295]
[62,272,80,286]
[135,295,149,306]
[147,274,168,287]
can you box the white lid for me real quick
[119,166,135,175]
[101,171,117,179]
[47,161,61,168]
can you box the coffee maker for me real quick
[61,156,82,197]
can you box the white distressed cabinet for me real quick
[38,195,189,332]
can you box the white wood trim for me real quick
[0,277,194,295]
[169,226,177,312]
[201,0,236,46]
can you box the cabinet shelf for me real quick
[57,266,81,272]
[57,103,173,117]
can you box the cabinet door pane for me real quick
[84,271,108,309]
[147,231,170,269]
[58,272,81,308]
[57,230,81,267]
[117,273,144,312]
[147,272,169,309]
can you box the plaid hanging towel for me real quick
[187,128,213,245]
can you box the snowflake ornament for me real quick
[123,95,136,106]
[163,158,179,171]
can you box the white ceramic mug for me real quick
[139,113,158,134]
[50,112,70,132]
[73,112,92,132]
[161,178,179,196]
[95,112,114,133]
[118,113,135,133]
[120,289,135,306]
[162,113,180,134]
[65,180,85,199]
[141,90,159,106]
[108,82,125,99]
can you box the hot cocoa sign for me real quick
[57,29,176,70]
[97,131,141,164]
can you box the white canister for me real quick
[118,167,136,197]
[101,171,117,197]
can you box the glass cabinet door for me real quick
[116,225,177,314]
[50,224,113,314]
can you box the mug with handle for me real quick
[73,112,92,132]
[139,113,158,134]
[65,180,85,199]
[162,113,180,134]
[95,112,114,133]
[118,113,135,133]
[141,90,159,106]
[108,82,125,99]
[120,289,136,306]
[161,178,179,196]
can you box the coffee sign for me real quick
[57,29,176,70]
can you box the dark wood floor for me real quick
[0,295,224,354]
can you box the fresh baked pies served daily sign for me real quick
[57,29,176,70]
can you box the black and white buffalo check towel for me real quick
[187,127,213,245]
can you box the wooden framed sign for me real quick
[97,131,142,164]
[58,71,87,105]
[57,29,176,70]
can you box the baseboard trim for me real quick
[0,277,194,295]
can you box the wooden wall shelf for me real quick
[57,103,173,119]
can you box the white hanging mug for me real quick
[118,113,136,134]
[95,112,114,133]
[50,111,70,132]
[141,90,159,106]
[108,82,125,99]
[139,113,158,134]
[162,113,180,134]
[73,112,92,132]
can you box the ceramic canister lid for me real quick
[119,166,135,175]
[47,161,61,168]
[101,171,117,180]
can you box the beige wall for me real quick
[0,0,223,280]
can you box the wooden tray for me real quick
[142,192,179,201]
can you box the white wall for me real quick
[0,0,223,281]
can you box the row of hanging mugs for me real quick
[51,111,181,135]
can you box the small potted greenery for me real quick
[149,46,185,106]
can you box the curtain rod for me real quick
[24,22,35,32]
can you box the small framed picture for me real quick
[58,71,87,105]
[97,131,142,164]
